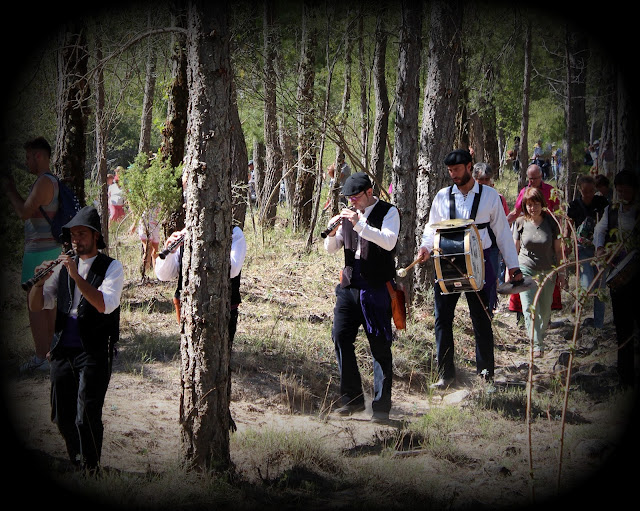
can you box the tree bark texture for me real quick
[162,0,188,235]
[357,8,369,170]
[261,0,283,228]
[53,22,89,204]
[180,0,233,472]
[139,30,157,157]
[518,19,531,191]
[94,35,109,251]
[230,78,248,230]
[370,12,389,195]
[414,0,462,295]
[392,0,422,302]
[293,1,317,232]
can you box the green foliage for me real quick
[119,151,182,235]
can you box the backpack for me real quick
[39,173,82,244]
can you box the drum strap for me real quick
[449,184,497,246]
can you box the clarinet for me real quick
[22,250,75,292]
[320,207,356,238]
[158,234,185,259]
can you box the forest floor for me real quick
[2,227,639,510]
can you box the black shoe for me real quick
[371,410,390,423]
[333,402,365,416]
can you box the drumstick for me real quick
[396,255,424,278]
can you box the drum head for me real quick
[431,218,474,230]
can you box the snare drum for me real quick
[433,220,485,294]
[606,249,639,290]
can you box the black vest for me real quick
[52,252,120,356]
[342,200,396,286]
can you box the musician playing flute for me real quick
[593,169,640,388]
[324,172,400,423]
[417,149,522,389]
[28,206,123,472]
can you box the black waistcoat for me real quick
[342,200,396,287]
[52,252,120,356]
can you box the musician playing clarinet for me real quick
[28,206,123,472]
[324,172,400,423]
[593,169,640,388]
[417,149,522,389]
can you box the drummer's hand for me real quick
[417,246,430,262]
[595,246,605,258]
[508,267,524,282]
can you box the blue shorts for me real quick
[22,246,64,283]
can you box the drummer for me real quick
[417,149,522,389]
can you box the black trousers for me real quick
[433,252,495,380]
[50,347,111,469]
[610,273,640,387]
[332,285,393,413]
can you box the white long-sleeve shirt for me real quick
[42,255,124,315]
[155,226,247,281]
[593,201,639,250]
[324,198,400,256]
[419,181,520,270]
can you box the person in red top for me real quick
[507,164,563,320]
[507,164,560,223]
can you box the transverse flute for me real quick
[22,250,75,292]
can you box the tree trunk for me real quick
[261,0,283,228]
[518,19,532,191]
[562,24,572,201]
[139,20,157,157]
[414,0,462,297]
[180,0,233,472]
[330,12,353,216]
[564,26,590,200]
[94,34,109,252]
[279,114,296,208]
[292,1,317,233]
[392,0,422,303]
[162,0,189,235]
[616,67,640,174]
[370,12,389,195]
[230,78,248,230]
[357,6,369,169]
[53,22,89,205]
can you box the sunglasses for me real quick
[347,191,365,201]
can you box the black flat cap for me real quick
[62,206,106,249]
[444,149,472,166]
[342,172,373,197]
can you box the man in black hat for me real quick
[28,206,123,471]
[417,149,522,389]
[324,172,400,422]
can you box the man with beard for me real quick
[417,149,522,389]
[28,206,123,472]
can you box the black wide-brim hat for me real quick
[61,206,106,249]
[342,172,373,197]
